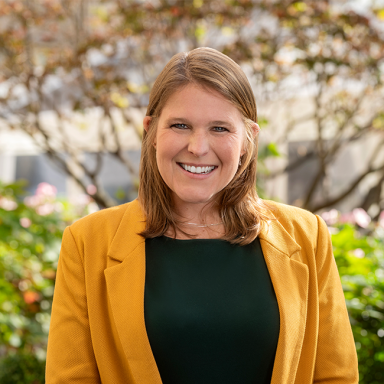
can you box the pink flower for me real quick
[0,197,18,211]
[86,184,97,195]
[340,212,355,225]
[24,195,42,207]
[321,209,339,225]
[353,208,371,228]
[24,183,58,216]
[35,182,57,198]
[20,217,32,228]
[340,208,371,228]
[36,203,55,216]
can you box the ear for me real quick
[241,121,260,156]
[143,116,152,132]
[250,122,260,138]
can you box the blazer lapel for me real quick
[259,219,309,384]
[104,200,162,384]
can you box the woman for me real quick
[46,47,358,383]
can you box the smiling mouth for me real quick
[178,163,216,174]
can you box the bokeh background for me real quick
[0,0,383,382]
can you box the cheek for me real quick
[218,137,244,164]
[155,141,177,184]
[156,150,168,176]
[156,131,181,155]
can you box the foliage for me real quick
[0,351,45,384]
[0,181,97,380]
[0,0,383,212]
[326,209,384,384]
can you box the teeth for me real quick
[180,164,215,174]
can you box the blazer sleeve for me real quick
[313,215,359,383]
[46,226,101,383]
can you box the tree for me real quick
[0,0,383,215]
[251,1,384,214]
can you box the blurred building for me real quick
[259,95,384,215]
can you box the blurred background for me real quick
[0,0,383,382]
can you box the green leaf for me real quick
[267,142,280,157]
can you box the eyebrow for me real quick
[165,117,235,128]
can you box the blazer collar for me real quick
[107,199,146,262]
[258,213,302,258]
[107,199,302,262]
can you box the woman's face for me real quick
[144,84,255,209]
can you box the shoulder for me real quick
[262,200,331,265]
[265,199,317,223]
[263,199,324,240]
[68,199,141,245]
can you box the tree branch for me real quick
[22,116,116,208]
[309,137,384,212]
[309,162,384,212]
[103,106,139,179]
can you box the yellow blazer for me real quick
[46,199,358,383]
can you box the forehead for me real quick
[159,84,244,124]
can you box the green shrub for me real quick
[0,352,45,384]
[331,218,384,384]
[0,180,96,381]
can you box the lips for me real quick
[178,163,216,174]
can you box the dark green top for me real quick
[144,236,280,384]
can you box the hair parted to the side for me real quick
[138,47,272,245]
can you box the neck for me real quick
[171,198,221,227]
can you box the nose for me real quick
[188,130,209,157]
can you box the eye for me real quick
[212,126,228,132]
[171,123,189,129]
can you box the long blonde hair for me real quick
[139,47,270,245]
